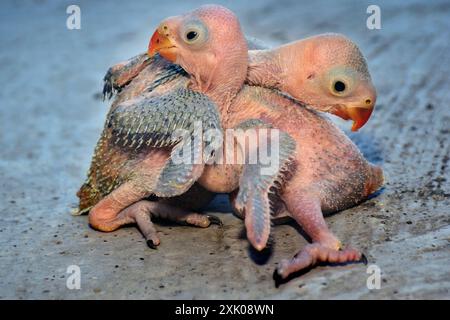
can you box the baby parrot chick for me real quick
[97,33,378,252]
[147,8,383,278]
[79,5,383,281]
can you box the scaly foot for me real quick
[90,199,222,249]
[274,243,367,281]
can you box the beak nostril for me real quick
[365,99,372,105]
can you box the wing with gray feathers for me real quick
[106,88,223,197]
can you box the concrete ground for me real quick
[0,0,449,299]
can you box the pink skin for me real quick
[149,5,248,111]
[247,34,377,132]
[85,5,384,279]
[224,86,383,278]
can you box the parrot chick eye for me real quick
[331,79,349,96]
[333,81,346,93]
[186,31,198,41]
[326,66,356,97]
[180,20,208,46]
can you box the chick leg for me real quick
[113,200,220,248]
[88,182,220,248]
[275,195,365,279]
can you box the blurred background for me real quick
[0,0,449,299]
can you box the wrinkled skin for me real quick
[78,5,383,280]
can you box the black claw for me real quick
[147,239,158,249]
[102,69,118,101]
[207,215,223,227]
[102,84,108,101]
[272,269,283,288]
[272,264,315,287]
[360,253,368,265]
[102,82,113,101]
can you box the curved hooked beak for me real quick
[148,28,177,62]
[331,98,375,131]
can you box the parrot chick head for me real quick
[148,5,248,93]
[280,34,377,131]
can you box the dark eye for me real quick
[186,31,198,41]
[334,81,346,92]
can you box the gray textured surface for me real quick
[0,0,449,299]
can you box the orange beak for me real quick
[332,102,374,132]
[148,29,177,62]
